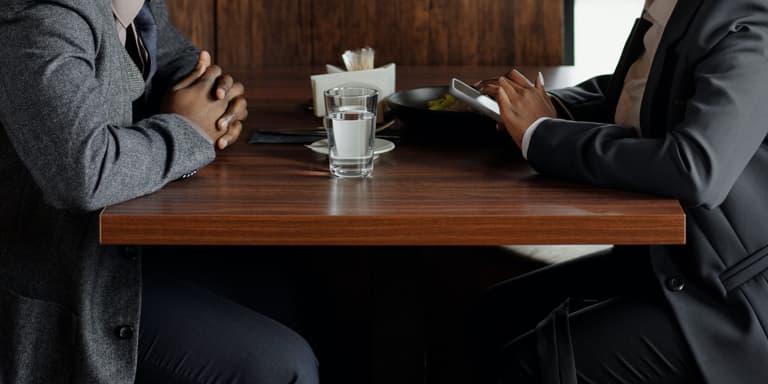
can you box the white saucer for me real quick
[305,138,396,156]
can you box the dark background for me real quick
[145,246,546,384]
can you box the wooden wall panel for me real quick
[166,0,216,53]
[428,0,517,65]
[171,0,564,68]
[217,0,313,67]
[310,1,376,66]
[514,0,565,65]
[308,0,435,66]
[393,0,432,65]
[258,1,314,66]
[215,0,251,66]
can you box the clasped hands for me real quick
[161,51,247,150]
[475,69,558,148]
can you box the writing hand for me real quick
[496,70,557,148]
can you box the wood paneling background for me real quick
[167,0,564,67]
[166,0,216,52]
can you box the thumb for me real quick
[172,51,211,91]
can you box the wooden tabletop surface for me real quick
[100,66,685,246]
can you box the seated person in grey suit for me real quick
[0,1,318,384]
[471,0,768,383]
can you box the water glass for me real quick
[324,88,379,178]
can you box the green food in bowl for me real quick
[427,93,473,112]
[427,94,457,111]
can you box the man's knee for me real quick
[234,325,319,384]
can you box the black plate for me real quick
[387,86,497,139]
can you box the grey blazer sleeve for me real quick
[0,4,215,212]
[528,24,768,209]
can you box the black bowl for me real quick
[387,86,497,141]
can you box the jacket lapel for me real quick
[639,0,704,135]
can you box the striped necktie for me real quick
[132,3,158,82]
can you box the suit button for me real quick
[115,325,134,340]
[666,276,685,292]
[180,170,198,179]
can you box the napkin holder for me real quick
[311,63,396,120]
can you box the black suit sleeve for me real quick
[548,75,614,123]
[528,23,768,209]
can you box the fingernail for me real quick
[221,115,235,130]
[538,72,545,87]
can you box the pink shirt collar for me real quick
[112,0,144,45]
[112,0,143,28]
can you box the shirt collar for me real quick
[644,0,678,28]
[112,0,144,28]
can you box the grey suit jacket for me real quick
[0,0,215,382]
[537,0,768,382]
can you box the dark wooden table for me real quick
[100,66,685,246]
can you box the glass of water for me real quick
[324,87,379,178]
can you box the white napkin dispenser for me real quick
[310,63,396,119]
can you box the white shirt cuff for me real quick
[521,117,551,160]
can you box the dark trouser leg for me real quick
[500,296,702,384]
[135,271,319,384]
[470,247,703,383]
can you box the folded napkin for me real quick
[310,63,396,119]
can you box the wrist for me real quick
[520,117,550,160]
[175,114,215,144]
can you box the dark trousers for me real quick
[134,266,319,384]
[471,247,704,384]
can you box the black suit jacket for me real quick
[537,0,768,382]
